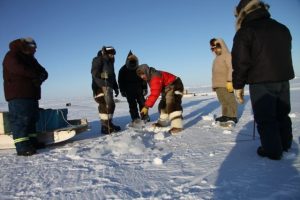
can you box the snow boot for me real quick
[30,137,46,149]
[17,146,36,156]
[101,120,121,134]
[228,117,238,123]
[215,116,228,122]
[130,118,145,129]
[110,121,121,132]
[168,127,183,135]
[152,122,166,128]
[257,146,282,160]
[101,126,112,134]
[141,114,150,122]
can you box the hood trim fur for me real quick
[235,0,270,31]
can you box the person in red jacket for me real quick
[136,64,184,134]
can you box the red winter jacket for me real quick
[145,71,176,108]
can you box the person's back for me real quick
[232,1,294,88]
[232,0,294,160]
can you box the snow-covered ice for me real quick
[0,79,300,199]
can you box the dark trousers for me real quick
[126,91,146,120]
[159,78,184,114]
[249,81,293,157]
[8,99,39,152]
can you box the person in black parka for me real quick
[232,0,295,160]
[118,51,149,123]
[91,46,121,134]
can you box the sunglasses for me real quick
[211,46,217,51]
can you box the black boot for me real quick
[257,146,282,160]
[30,137,46,149]
[215,116,227,122]
[101,125,112,134]
[141,114,150,122]
[101,120,121,134]
[109,120,121,132]
[17,146,36,156]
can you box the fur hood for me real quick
[125,50,139,70]
[136,64,160,82]
[235,0,270,31]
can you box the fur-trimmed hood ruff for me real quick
[235,0,270,31]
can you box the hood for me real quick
[136,64,151,81]
[235,0,270,31]
[215,38,230,55]
[125,50,139,70]
[9,38,36,55]
[9,39,25,53]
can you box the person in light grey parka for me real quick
[210,38,238,124]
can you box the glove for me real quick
[226,82,234,93]
[114,89,119,97]
[234,89,244,104]
[140,107,149,118]
[143,89,148,96]
[121,92,126,97]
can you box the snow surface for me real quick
[1,79,300,199]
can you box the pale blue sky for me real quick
[1,0,299,101]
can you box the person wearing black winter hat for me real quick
[91,46,121,134]
[118,51,150,125]
[232,0,295,160]
[2,37,48,156]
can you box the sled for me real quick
[0,109,88,150]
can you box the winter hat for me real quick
[22,37,37,48]
[236,0,252,15]
[126,50,139,70]
[102,46,116,55]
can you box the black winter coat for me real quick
[232,8,294,89]
[118,65,147,96]
[91,53,118,95]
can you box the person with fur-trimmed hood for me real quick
[210,38,238,124]
[232,0,295,160]
[136,64,184,134]
[2,37,48,156]
[118,51,150,123]
[91,46,121,134]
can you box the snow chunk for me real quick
[202,114,214,121]
[154,132,165,140]
[289,113,296,118]
[153,157,163,165]
[223,130,232,134]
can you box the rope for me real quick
[58,109,73,126]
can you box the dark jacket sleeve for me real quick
[91,57,105,88]
[232,29,252,89]
[3,52,40,79]
[118,66,125,93]
[112,73,119,91]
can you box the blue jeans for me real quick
[8,99,39,152]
